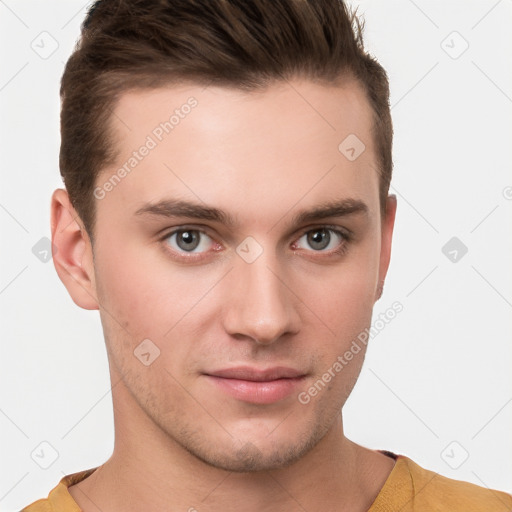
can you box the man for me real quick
[21,0,511,510]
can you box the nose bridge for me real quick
[223,241,300,344]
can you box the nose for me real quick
[222,248,301,345]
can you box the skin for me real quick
[52,78,397,512]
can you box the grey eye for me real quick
[296,228,345,252]
[165,229,212,253]
[306,229,331,250]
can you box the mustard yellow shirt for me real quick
[21,451,512,511]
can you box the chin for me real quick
[192,440,307,473]
[179,419,330,473]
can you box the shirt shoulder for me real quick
[20,498,54,512]
[371,453,512,512]
[20,467,98,512]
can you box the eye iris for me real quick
[308,229,330,250]
[176,230,200,251]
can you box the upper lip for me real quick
[206,366,306,381]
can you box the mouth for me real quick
[203,366,307,404]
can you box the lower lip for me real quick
[205,375,306,404]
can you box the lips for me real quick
[204,366,307,404]
[206,366,305,382]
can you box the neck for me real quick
[69,379,393,512]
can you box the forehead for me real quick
[111,79,374,150]
[97,79,379,225]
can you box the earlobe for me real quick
[375,194,397,302]
[51,188,99,310]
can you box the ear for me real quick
[51,188,99,310]
[375,194,397,302]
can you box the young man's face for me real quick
[55,78,395,472]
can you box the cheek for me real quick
[93,238,179,348]
[302,237,380,336]
[93,239,220,362]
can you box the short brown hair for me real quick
[60,0,393,242]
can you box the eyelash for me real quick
[159,225,351,263]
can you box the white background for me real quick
[1,1,511,510]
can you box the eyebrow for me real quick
[134,197,368,228]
